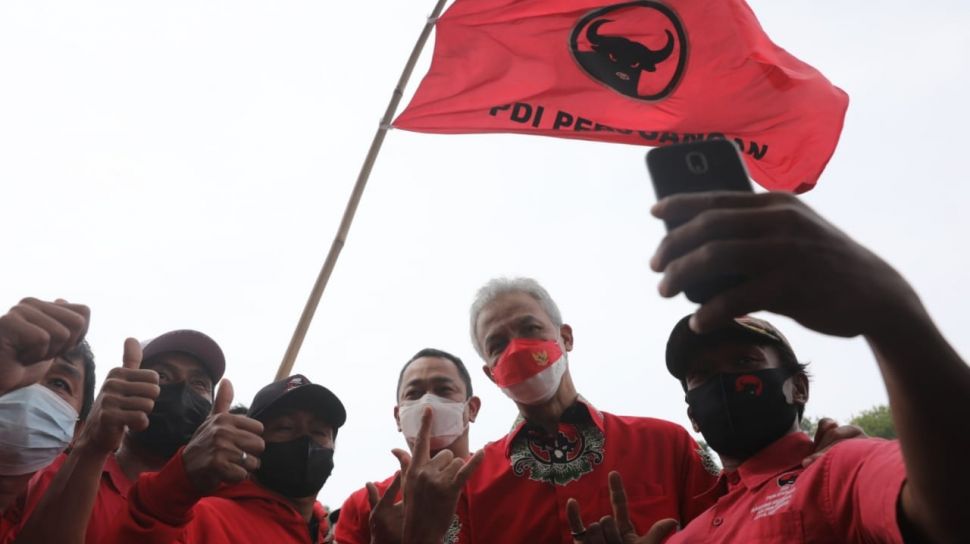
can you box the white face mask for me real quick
[0,384,78,476]
[398,394,468,451]
[500,355,568,406]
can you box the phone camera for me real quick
[685,151,709,175]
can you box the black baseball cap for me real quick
[248,374,346,429]
[665,314,797,380]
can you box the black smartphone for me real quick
[646,139,754,303]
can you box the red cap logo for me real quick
[285,375,309,391]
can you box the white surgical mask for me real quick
[0,384,78,476]
[398,394,468,451]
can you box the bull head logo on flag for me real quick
[394,0,849,192]
[570,1,688,101]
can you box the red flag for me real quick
[394,0,848,192]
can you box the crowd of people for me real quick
[0,192,966,543]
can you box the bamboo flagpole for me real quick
[275,0,449,380]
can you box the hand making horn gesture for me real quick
[75,338,160,455]
[566,471,679,544]
[398,406,484,544]
[181,379,265,494]
[366,472,404,544]
[0,297,90,395]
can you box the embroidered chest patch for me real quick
[751,480,797,519]
[443,514,461,544]
[509,421,605,486]
[696,445,721,477]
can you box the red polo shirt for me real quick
[107,451,329,544]
[335,474,469,544]
[667,433,906,543]
[0,451,132,543]
[463,400,716,543]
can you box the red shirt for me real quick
[107,452,329,544]
[0,515,12,541]
[335,474,469,544]
[0,451,132,543]
[463,400,716,544]
[667,433,906,543]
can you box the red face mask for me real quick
[492,338,566,405]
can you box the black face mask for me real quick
[686,368,799,459]
[256,436,334,498]
[130,382,212,458]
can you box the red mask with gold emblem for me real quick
[492,338,566,405]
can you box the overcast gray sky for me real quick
[1,1,968,507]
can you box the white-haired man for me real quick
[455,278,715,543]
[399,277,862,543]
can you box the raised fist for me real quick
[0,297,90,395]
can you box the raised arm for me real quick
[651,191,970,542]
[0,298,89,396]
[16,339,159,544]
[107,379,265,544]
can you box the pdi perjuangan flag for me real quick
[394,0,848,192]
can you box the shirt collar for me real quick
[502,396,604,458]
[732,432,813,490]
[693,473,731,505]
[312,502,330,542]
[104,453,133,497]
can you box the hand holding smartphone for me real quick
[646,139,754,303]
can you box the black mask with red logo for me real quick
[686,368,798,459]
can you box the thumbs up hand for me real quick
[181,379,265,495]
[75,338,161,456]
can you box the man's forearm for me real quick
[866,306,970,542]
[15,444,110,544]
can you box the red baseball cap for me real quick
[140,329,226,383]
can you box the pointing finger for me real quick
[413,405,433,464]
[213,379,234,414]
